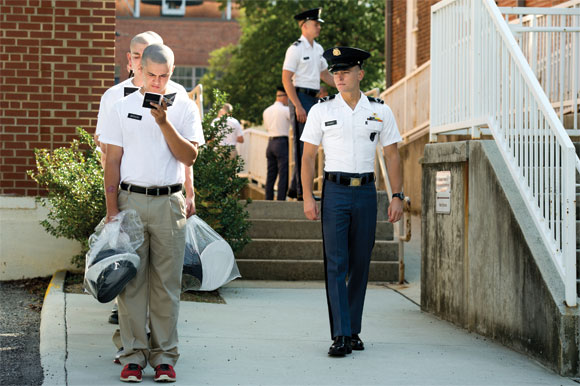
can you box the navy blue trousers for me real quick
[288,92,318,197]
[321,177,377,338]
[265,137,289,201]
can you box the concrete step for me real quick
[248,219,394,241]
[246,192,392,221]
[247,200,305,220]
[237,259,399,281]
[236,239,398,261]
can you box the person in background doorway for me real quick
[263,86,291,201]
[215,103,244,159]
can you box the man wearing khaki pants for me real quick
[100,44,204,383]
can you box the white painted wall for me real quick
[0,196,80,280]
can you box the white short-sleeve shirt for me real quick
[99,90,204,187]
[301,92,402,174]
[263,101,290,137]
[213,116,243,146]
[282,35,328,90]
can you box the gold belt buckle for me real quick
[350,177,361,187]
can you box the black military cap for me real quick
[323,46,371,72]
[294,8,324,23]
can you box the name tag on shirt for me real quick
[325,120,337,126]
[124,87,139,97]
[128,113,142,120]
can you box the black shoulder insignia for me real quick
[292,40,301,46]
[318,94,336,104]
[367,96,384,104]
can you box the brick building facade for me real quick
[0,0,239,197]
[115,1,241,89]
[388,0,570,86]
[1,0,117,196]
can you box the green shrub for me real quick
[28,91,251,267]
[28,128,105,267]
[194,89,251,253]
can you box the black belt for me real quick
[295,87,319,97]
[324,172,375,187]
[120,182,182,196]
[270,136,288,140]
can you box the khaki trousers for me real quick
[117,190,186,368]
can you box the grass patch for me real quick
[65,272,225,304]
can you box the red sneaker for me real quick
[120,363,142,383]
[154,364,176,382]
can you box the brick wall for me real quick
[0,0,116,196]
[115,18,240,80]
[391,0,406,85]
[389,0,570,85]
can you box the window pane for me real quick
[173,66,193,90]
[194,67,208,87]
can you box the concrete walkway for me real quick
[40,216,577,385]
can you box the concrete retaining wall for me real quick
[421,140,580,376]
[0,196,79,280]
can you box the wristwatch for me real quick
[392,192,404,201]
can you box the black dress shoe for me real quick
[287,189,297,199]
[328,336,352,357]
[351,334,364,351]
[108,310,119,325]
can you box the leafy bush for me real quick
[28,128,105,267]
[194,89,251,253]
[28,91,251,267]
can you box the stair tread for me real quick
[237,258,397,263]
[250,218,393,223]
[247,238,397,242]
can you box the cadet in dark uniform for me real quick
[282,8,335,200]
[301,47,404,356]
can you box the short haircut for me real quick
[222,103,233,113]
[141,44,175,69]
[130,31,163,51]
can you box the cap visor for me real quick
[329,63,358,73]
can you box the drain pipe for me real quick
[386,0,393,88]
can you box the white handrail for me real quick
[500,6,580,132]
[431,0,577,306]
[237,128,269,186]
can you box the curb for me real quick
[40,270,67,386]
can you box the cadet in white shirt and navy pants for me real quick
[263,86,291,201]
[282,7,335,201]
[301,47,404,357]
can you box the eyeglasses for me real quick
[276,94,287,98]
